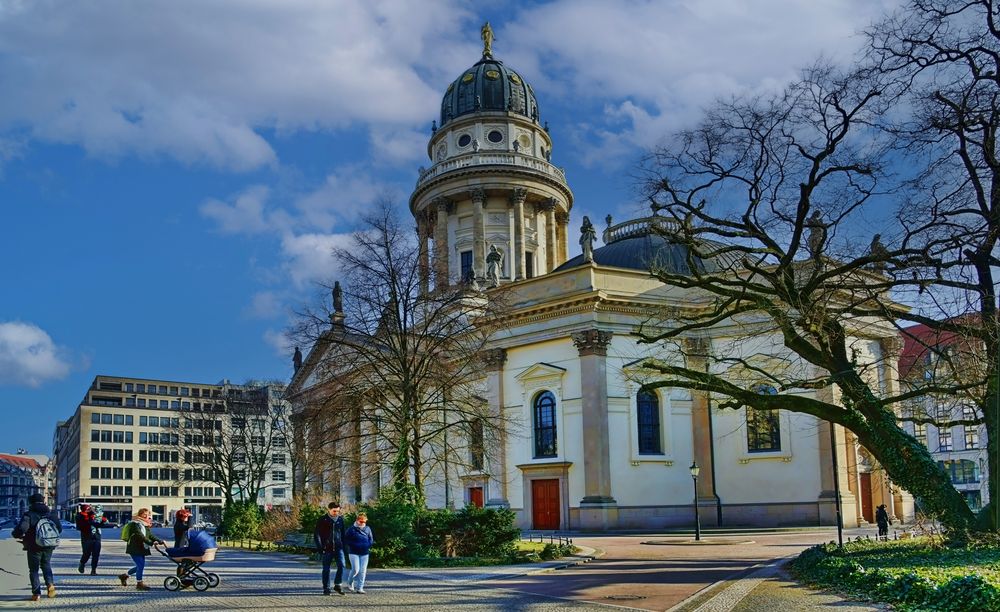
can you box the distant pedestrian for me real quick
[173,508,192,548]
[118,508,164,591]
[344,512,374,594]
[313,501,347,596]
[875,504,891,540]
[75,503,108,574]
[11,492,62,601]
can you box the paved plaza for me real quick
[0,527,887,611]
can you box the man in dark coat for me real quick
[313,501,346,595]
[75,503,107,574]
[875,504,892,539]
[11,492,62,601]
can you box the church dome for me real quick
[554,216,740,274]
[439,56,539,128]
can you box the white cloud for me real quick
[245,291,283,320]
[199,185,274,235]
[0,322,72,387]
[263,328,296,360]
[0,0,473,170]
[281,232,355,288]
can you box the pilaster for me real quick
[572,328,617,529]
[482,348,509,507]
[417,214,430,295]
[555,211,569,266]
[432,197,451,288]
[683,337,720,524]
[539,198,557,273]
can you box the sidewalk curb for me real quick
[519,545,602,576]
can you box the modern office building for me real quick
[53,375,291,524]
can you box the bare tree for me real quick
[866,0,1000,529]
[289,203,510,505]
[638,62,980,531]
[177,381,288,507]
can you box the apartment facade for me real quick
[53,375,291,524]
[0,453,49,521]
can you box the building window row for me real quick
[90,448,134,462]
[183,486,223,497]
[137,486,179,497]
[138,468,179,481]
[122,382,220,398]
[90,413,135,426]
[89,485,133,496]
[138,416,181,428]
[939,459,979,484]
[139,432,180,445]
[89,467,133,480]
[90,430,134,444]
[139,450,180,463]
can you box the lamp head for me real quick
[689,461,701,478]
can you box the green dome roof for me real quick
[440,56,539,127]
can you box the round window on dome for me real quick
[462,73,474,83]
[509,73,521,84]
[485,70,499,80]
[457,134,472,148]
[487,130,504,144]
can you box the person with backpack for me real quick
[118,508,164,591]
[11,492,62,601]
[75,503,108,574]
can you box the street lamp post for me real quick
[690,461,701,541]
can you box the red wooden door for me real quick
[468,487,484,508]
[860,472,874,523]
[531,479,560,530]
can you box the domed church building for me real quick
[289,25,914,531]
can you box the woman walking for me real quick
[173,509,192,548]
[118,508,164,591]
[344,512,374,594]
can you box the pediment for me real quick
[515,362,567,382]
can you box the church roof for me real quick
[439,54,538,128]
[554,216,740,274]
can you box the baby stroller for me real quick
[155,529,221,592]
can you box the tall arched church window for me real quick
[533,391,557,458]
[747,383,781,452]
[636,389,662,454]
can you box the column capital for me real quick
[482,348,508,371]
[572,329,613,356]
[509,187,528,205]
[431,196,454,214]
[471,187,487,204]
[555,210,569,224]
[537,197,557,213]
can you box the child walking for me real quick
[344,512,374,594]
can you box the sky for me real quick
[0,0,901,455]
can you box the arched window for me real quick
[637,389,662,454]
[747,384,781,452]
[533,391,557,458]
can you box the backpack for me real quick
[120,522,132,542]
[34,516,60,548]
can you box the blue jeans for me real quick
[348,553,370,590]
[27,549,54,595]
[127,554,146,581]
[321,549,345,591]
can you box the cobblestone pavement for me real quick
[0,534,611,611]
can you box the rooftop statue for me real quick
[486,244,503,287]
[580,216,598,263]
[481,22,495,58]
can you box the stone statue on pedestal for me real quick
[580,216,598,263]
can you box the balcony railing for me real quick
[416,152,567,188]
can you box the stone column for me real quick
[555,211,569,265]
[880,336,906,522]
[510,187,527,280]
[683,337,718,524]
[471,188,487,279]
[482,348,509,507]
[539,198,557,273]
[572,328,618,529]
[432,197,451,288]
[417,214,430,295]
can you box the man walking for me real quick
[11,492,62,601]
[313,501,347,596]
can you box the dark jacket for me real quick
[124,520,161,556]
[313,514,345,552]
[76,512,106,541]
[12,502,61,552]
[173,516,191,545]
[875,506,891,526]
[344,524,374,556]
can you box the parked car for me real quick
[150,520,163,528]
[59,520,75,530]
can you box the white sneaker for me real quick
[357,589,366,594]
[346,585,355,593]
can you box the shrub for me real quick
[298,502,325,534]
[259,507,298,542]
[451,504,520,558]
[355,495,425,567]
[221,500,262,540]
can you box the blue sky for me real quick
[0,0,899,455]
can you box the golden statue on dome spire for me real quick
[481,22,495,58]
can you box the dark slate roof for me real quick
[554,217,739,275]
[440,56,538,128]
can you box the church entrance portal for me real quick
[531,479,560,530]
